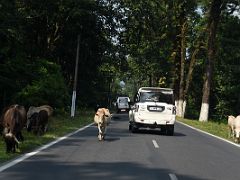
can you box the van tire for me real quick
[166,125,174,136]
[129,124,132,131]
[130,124,138,133]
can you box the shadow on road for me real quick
[132,129,186,137]
[5,160,208,180]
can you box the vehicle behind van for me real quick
[116,97,130,113]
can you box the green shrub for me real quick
[14,59,70,109]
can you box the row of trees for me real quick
[0,0,118,111]
[111,0,240,121]
[0,0,239,121]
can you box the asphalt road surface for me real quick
[0,113,240,180]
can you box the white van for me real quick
[129,87,176,135]
[116,96,130,113]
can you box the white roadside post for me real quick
[71,35,80,118]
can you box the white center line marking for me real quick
[169,173,178,180]
[152,140,159,148]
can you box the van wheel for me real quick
[129,124,132,131]
[160,126,166,134]
[131,126,138,133]
[166,125,174,136]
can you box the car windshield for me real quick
[119,98,128,103]
[139,91,174,104]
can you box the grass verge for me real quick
[0,109,94,164]
[177,117,233,142]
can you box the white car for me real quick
[129,87,176,135]
[116,96,130,113]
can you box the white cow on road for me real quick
[94,108,111,141]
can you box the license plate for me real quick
[149,107,162,111]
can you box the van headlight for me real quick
[139,105,146,111]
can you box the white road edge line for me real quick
[152,139,159,148]
[0,123,94,173]
[177,121,240,148]
[169,173,178,180]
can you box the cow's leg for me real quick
[5,139,11,153]
[16,131,24,142]
[13,141,17,153]
[101,125,106,140]
[4,129,14,153]
[44,124,48,133]
[5,138,16,153]
[98,124,103,140]
[228,127,231,138]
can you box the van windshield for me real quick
[118,98,129,103]
[139,92,174,104]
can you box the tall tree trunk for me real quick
[178,21,187,118]
[199,0,223,121]
[183,45,201,117]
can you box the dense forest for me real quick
[0,0,239,122]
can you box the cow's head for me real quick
[96,108,110,124]
[234,129,240,143]
[228,115,235,123]
[95,109,105,124]
[3,127,19,153]
[102,108,110,117]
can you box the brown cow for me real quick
[1,104,27,153]
[27,105,53,121]
[27,109,49,135]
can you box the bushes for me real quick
[13,59,70,109]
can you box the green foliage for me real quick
[14,59,70,108]
[120,0,176,88]
[0,0,117,111]
[0,0,240,121]
[212,14,240,118]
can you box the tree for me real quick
[199,0,225,121]
[0,0,121,110]
[212,6,240,119]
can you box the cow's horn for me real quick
[13,136,20,144]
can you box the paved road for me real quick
[0,113,240,180]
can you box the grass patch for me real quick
[0,109,94,164]
[177,117,232,142]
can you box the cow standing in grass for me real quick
[27,109,49,135]
[27,105,53,135]
[27,105,53,122]
[228,115,236,138]
[234,115,240,143]
[1,104,27,153]
[94,108,111,141]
